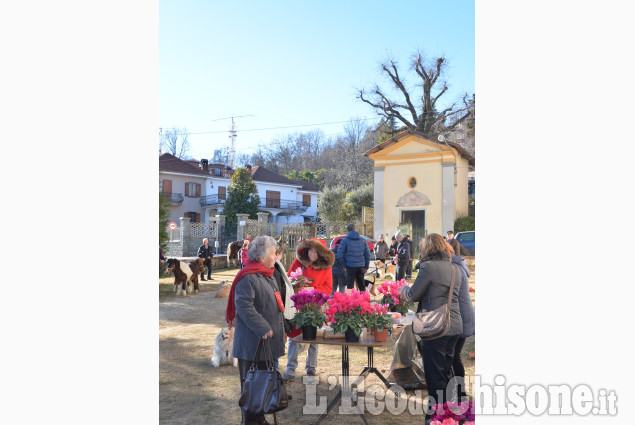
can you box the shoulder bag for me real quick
[411,264,456,340]
[238,337,289,415]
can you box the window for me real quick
[215,167,221,177]
[218,186,226,200]
[161,179,172,195]
[185,182,201,197]
[302,194,311,207]
[266,190,280,208]
[186,212,199,222]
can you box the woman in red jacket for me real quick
[282,239,334,382]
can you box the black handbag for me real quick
[238,338,289,415]
[411,264,456,340]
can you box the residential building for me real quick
[159,153,320,224]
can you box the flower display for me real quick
[324,289,374,336]
[289,289,329,328]
[429,401,476,425]
[376,279,415,315]
[289,267,314,292]
[290,289,330,311]
[364,302,394,332]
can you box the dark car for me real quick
[329,235,375,252]
[454,231,475,256]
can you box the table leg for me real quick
[312,345,369,425]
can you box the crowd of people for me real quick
[163,225,473,425]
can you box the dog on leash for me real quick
[211,328,238,367]
[215,281,230,298]
[373,259,396,281]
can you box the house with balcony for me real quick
[248,165,319,223]
[159,153,209,223]
[159,153,320,224]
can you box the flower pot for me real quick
[344,328,360,343]
[372,328,388,342]
[301,325,317,341]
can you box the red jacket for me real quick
[287,259,332,295]
[287,239,335,338]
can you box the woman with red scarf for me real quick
[281,239,334,383]
[226,235,285,425]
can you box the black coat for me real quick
[396,240,410,262]
[197,244,214,258]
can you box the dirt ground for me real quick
[159,259,475,425]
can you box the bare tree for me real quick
[161,127,190,158]
[358,51,474,137]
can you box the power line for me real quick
[159,117,381,136]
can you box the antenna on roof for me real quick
[210,115,254,169]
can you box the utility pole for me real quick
[228,118,237,170]
[159,127,163,155]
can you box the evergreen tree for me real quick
[159,193,171,251]
[223,167,261,225]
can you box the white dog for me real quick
[211,328,238,367]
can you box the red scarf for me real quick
[225,259,275,328]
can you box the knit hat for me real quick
[394,230,403,239]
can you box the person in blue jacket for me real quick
[336,223,370,291]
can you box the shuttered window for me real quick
[266,191,280,208]
[185,182,201,198]
[162,179,172,195]
[302,194,311,207]
[218,186,226,200]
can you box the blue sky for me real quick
[160,1,474,160]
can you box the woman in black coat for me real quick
[401,233,462,420]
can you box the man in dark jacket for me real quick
[197,238,214,281]
[336,223,370,291]
[405,235,414,279]
[394,231,410,281]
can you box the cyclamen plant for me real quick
[364,302,394,332]
[289,289,329,328]
[324,289,374,336]
[429,401,476,425]
[289,267,313,291]
[376,279,415,315]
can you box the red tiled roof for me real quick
[159,153,209,176]
[363,129,475,166]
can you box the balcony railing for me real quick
[200,194,227,206]
[160,192,184,203]
[261,199,308,212]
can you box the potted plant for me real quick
[324,290,373,343]
[429,400,476,425]
[289,267,314,294]
[376,279,415,315]
[365,303,393,342]
[290,289,329,340]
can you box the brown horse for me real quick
[226,240,243,269]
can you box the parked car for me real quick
[454,231,475,256]
[329,235,375,252]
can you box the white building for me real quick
[159,154,320,224]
